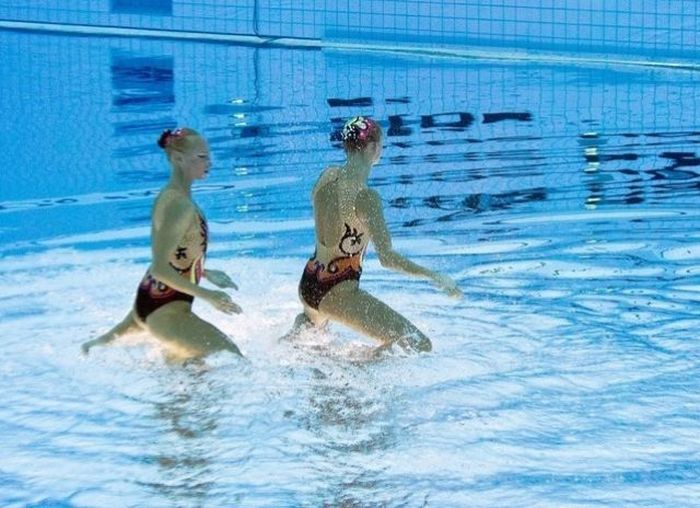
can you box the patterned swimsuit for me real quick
[134,211,208,321]
[299,222,367,310]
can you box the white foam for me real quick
[459,259,666,279]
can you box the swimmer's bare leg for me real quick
[81,310,141,354]
[278,313,312,342]
[318,284,432,353]
[278,306,328,343]
[145,301,242,359]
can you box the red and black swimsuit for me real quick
[134,212,208,321]
[299,222,367,310]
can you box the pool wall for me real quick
[0,1,698,64]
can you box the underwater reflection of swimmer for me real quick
[142,366,226,504]
[82,128,242,360]
[299,364,400,504]
[282,116,462,353]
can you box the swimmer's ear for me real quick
[171,151,186,164]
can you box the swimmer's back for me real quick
[312,166,368,262]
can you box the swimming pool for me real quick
[2,28,700,506]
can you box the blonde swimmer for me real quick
[82,128,242,359]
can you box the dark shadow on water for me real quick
[421,112,474,130]
[482,112,532,124]
[111,53,174,110]
[327,97,374,108]
[660,151,700,170]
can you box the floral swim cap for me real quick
[158,127,187,149]
[340,116,381,152]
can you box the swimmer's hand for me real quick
[81,339,97,355]
[204,269,239,290]
[433,273,463,299]
[203,289,242,314]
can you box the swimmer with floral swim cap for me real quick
[82,128,243,359]
[283,116,462,352]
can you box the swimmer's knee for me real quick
[301,306,329,328]
[295,312,313,327]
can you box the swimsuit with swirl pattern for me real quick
[299,222,367,310]
[134,210,208,321]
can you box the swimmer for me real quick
[82,128,242,359]
[283,116,462,353]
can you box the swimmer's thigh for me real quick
[318,284,431,352]
[146,301,241,356]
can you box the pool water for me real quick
[1,29,700,506]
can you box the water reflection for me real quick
[578,131,700,209]
[420,112,474,130]
[482,112,532,124]
[327,97,373,107]
[387,115,413,137]
[111,53,174,110]
[297,364,400,504]
[139,366,227,505]
[11,33,700,246]
[109,50,176,195]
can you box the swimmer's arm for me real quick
[148,198,211,300]
[357,189,462,298]
[149,199,241,314]
[204,269,238,290]
[357,189,435,278]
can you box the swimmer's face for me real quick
[369,139,382,164]
[183,138,212,180]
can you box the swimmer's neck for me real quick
[167,169,194,196]
[344,152,375,182]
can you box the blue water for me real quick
[1,29,700,507]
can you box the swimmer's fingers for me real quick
[434,274,462,299]
[216,278,237,290]
[209,290,242,315]
[217,273,237,289]
[445,285,463,299]
[225,301,243,314]
[206,269,238,290]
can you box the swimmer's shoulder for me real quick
[312,166,343,196]
[153,188,197,221]
[355,187,381,209]
[354,187,383,223]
